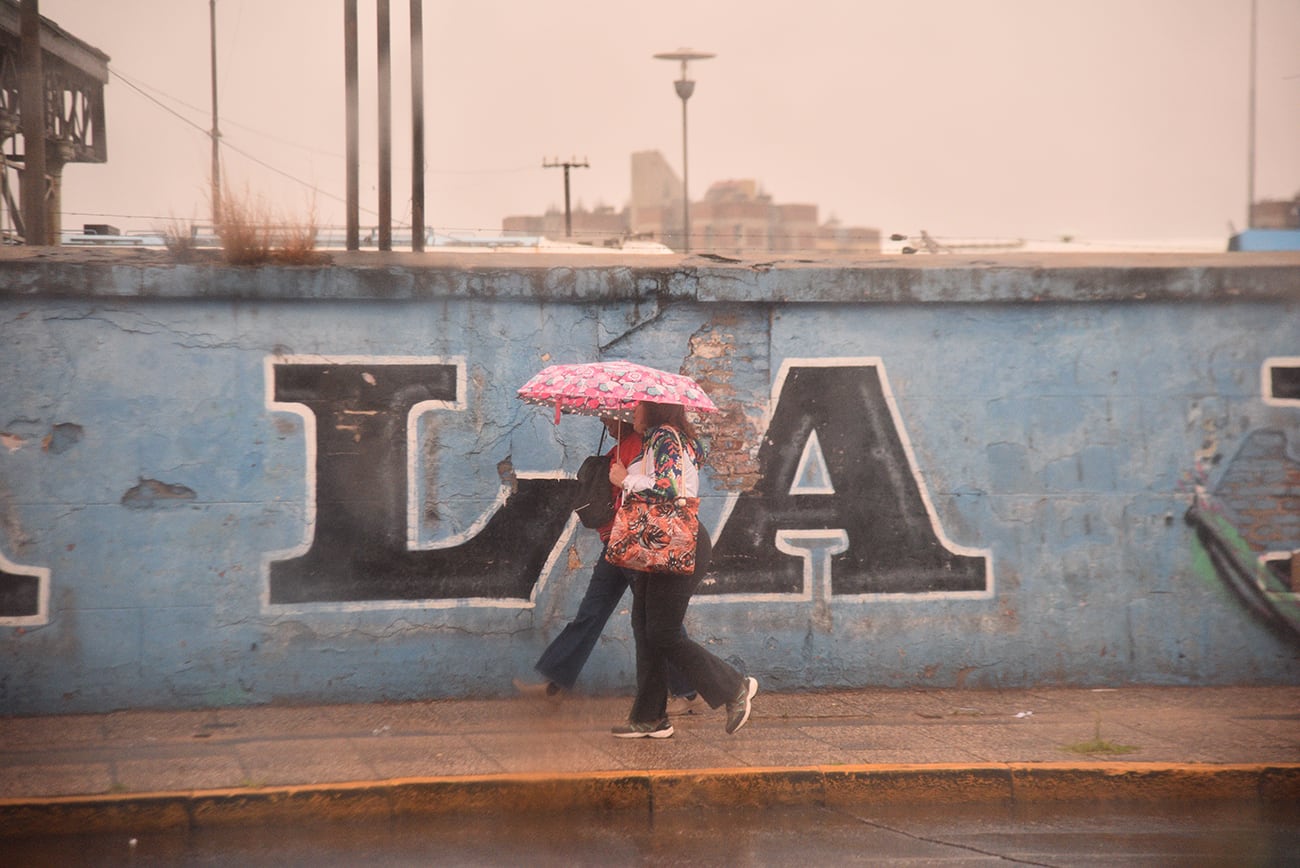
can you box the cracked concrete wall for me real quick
[0,251,1297,714]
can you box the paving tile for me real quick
[756,690,880,720]
[0,762,114,798]
[213,706,344,739]
[1,687,1298,807]
[0,714,106,749]
[1107,719,1300,763]
[325,701,481,735]
[354,734,502,778]
[466,731,633,775]
[912,722,1094,762]
[101,708,220,745]
[1226,717,1300,749]
[794,722,953,757]
[113,754,245,793]
[723,746,863,768]
[233,738,376,787]
[589,729,741,772]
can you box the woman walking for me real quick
[607,400,758,739]
[515,416,702,709]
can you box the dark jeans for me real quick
[628,532,743,724]
[535,545,693,695]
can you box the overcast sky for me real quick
[37,0,1300,244]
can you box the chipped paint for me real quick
[120,479,198,509]
[41,423,83,454]
[682,317,764,491]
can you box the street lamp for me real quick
[653,48,715,254]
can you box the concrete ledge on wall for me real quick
[0,247,1296,303]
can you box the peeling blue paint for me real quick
[42,423,83,455]
[120,479,197,509]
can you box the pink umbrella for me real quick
[518,360,718,424]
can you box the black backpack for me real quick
[573,427,618,529]
[573,453,616,529]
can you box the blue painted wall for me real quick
[1,251,1298,714]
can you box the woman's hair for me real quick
[640,401,698,443]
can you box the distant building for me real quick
[1250,195,1300,230]
[502,204,626,242]
[1229,193,1300,252]
[502,149,880,255]
[628,150,683,243]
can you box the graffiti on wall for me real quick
[262,355,990,611]
[264,356,578,607]
[700,359,990,600]
[0,355,996,621]
[0,553,47,625]
[1259,358,1300,593]
[1186,358,1300,644]
[1265,358,1300,408]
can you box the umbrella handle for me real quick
[554,403,562,425]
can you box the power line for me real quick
[110,66,377,218]
[117,65,540,173]
[110,64,537,207]
[110,67,208,122]
[113,66,349,161]
[110,69,211,137]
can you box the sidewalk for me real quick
[2,686,1297,837]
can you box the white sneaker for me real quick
[724,677,758,734]
[611,719,674,739]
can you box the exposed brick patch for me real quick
[1211,430,1300,583]
[681,318,763,491]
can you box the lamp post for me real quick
[653,48,714,254]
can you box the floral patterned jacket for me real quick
[621,424,705,501]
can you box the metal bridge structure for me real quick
[0,0,108,244]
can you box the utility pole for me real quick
[209,0,220,225]
[409,0,424,252]
[376,0,392,251]
[543,157,588,237]
[344,0,359,250]
[1246,0,1257,228]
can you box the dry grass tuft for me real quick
[215,183,326,266]
[215,183,273,265]
[161,219,199,261]
[270,199,325,265]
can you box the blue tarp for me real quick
[1228,229,1300,251]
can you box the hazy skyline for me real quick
[34,0,1300,246]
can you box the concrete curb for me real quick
[3,763,1298,839]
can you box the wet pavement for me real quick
[1,685,1297,839]
[9,800,1300,865]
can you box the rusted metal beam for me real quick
[0,0,109,161]
[0,0,109,243]
[0,0,107,81]
[18,0,46,244]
